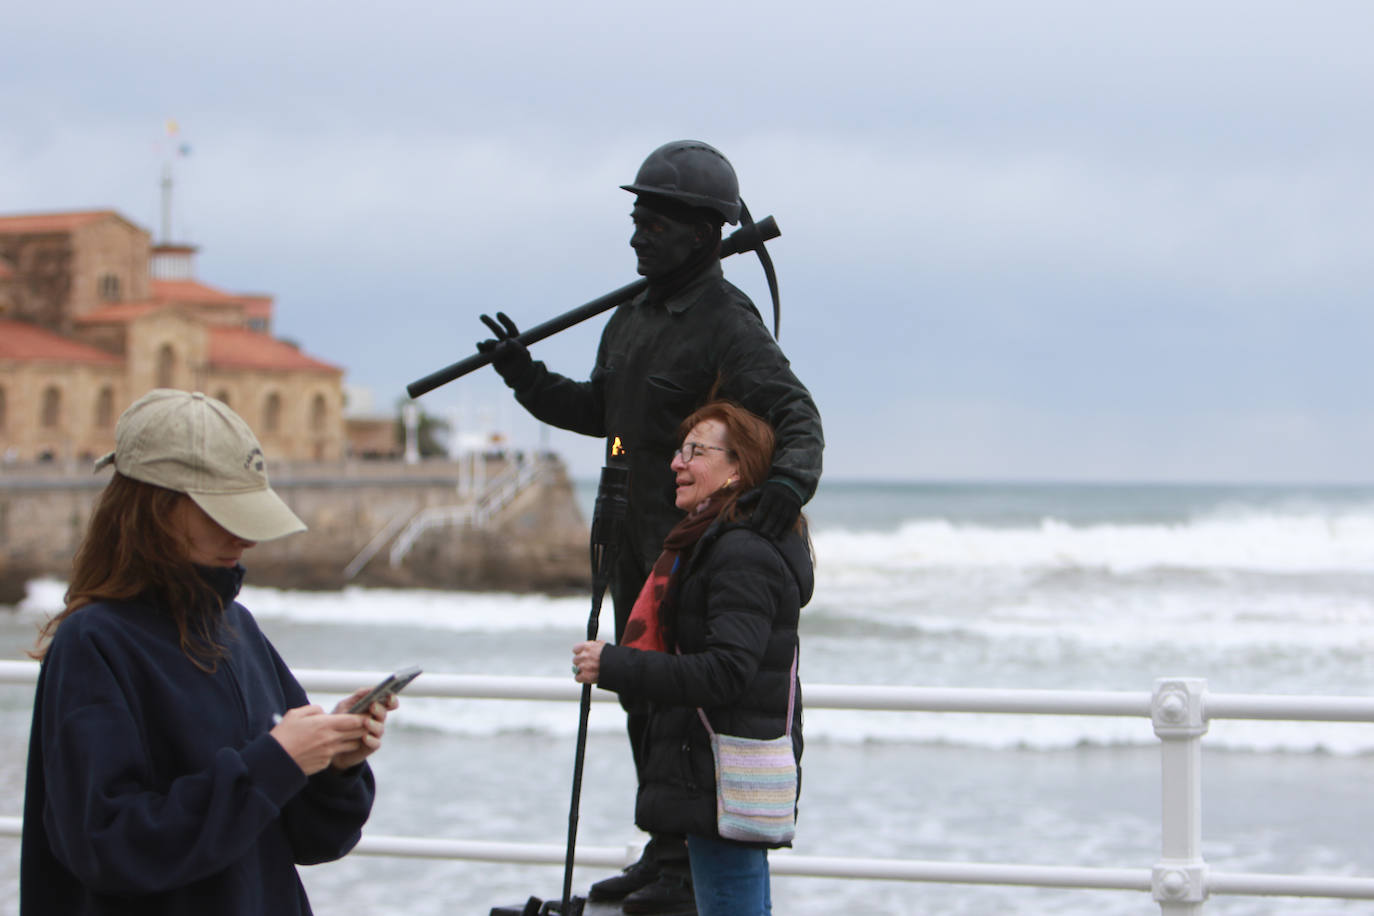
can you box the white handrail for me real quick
[6,662,1374,719]
[2,660,1373,910]
[383,456,549,568]
[0,814,1370,901]
[338,455,552,579]
[342,508,418,580]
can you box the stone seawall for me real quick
[0,456,591,603]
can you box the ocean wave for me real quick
[19,571,1374,663]
[241,585,590,631]
[11,579,592,633]
[803,583,1374,645]
[812,510,1374,575]
[12,576,1371,757]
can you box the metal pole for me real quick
[403,402,420,465]
[160,162,173,243]
[1152,678,1209,914]
[559,450,628,914]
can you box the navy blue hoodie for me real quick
[21,566,375,915]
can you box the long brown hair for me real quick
[30,472,231,672]
[677,400,778,524]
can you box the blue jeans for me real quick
[686,833,772,916]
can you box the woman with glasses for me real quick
[572,400,813,916]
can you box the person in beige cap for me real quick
[21,389,393,916]
[93,387,309,542]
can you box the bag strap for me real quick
[696,647,798,738]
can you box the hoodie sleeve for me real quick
[264,640,376,864]
[35,624,309,896]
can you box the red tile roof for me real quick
[149,280,273,321]
[151,279,244,304]
[0,210,129,235]
[209,326,340,373]
[74,302,170,324]
[0,319,122,364]
[239,295,274,320]
[80,289,274,326]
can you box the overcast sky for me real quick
[4,1,1371,483]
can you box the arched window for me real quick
[98,274,122,301]
[95,386,115,428]
[310,393,328,432]
[41,386,61,428]
[156,344,176,389]
[263,392,282,433]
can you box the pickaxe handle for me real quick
[406,216,779,398]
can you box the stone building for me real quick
[0,211,592,599]
[0,209,345,465]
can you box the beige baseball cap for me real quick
[94,389,307,542]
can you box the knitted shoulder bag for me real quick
[695,649,799,845]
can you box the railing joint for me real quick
[1153,861,1209,904]
[1152,678,1209,739]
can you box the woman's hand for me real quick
[269,705,370,776]
[572,640,605,684]
[327,689,398,770]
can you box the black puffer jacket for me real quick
[597,508,814,846]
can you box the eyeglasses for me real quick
[676,442,733,464]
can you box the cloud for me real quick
[827,396,1374,484]
[4,0,1372,482]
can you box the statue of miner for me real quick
[477,139,824,914]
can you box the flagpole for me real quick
[160,162,173,244]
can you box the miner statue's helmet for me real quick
[621,140,742,225]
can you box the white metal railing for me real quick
[2,659,1373,912]
[384,456,547,569]
[342,508,417,580]
[341,455,550,579]
[466,455,547,528]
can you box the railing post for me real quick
[1152,678,1209,914]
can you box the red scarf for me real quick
[621,486,735,652]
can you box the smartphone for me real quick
[347,665,422,714]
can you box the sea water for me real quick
[2,481,1373,914]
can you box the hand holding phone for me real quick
[348,665,423,714]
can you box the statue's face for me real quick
[630,203,701,279]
